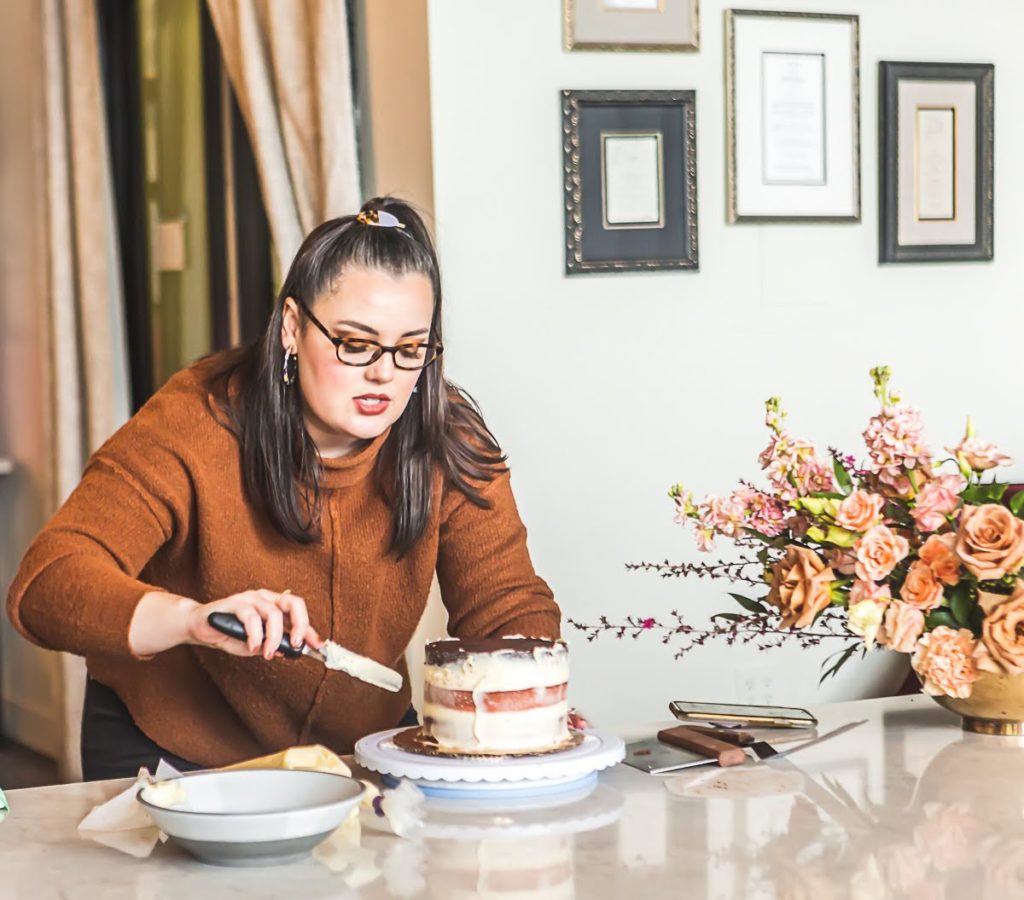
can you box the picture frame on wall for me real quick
[561,89,698,274]
[878,61,994,263]
[563,0,699,52]
[725,9,860,222]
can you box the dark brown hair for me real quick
[215,197,504,555]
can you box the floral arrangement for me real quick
[570,367,1024,699]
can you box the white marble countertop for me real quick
[3,694,1021,898]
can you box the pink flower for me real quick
[849,580,892,605]
[911,626,983,699]
[948,436,1013,472]
[641,617,656,630]
[911,474,966,532]
[692,493,747,551]
[854,525,910,582]
[835,490,885,533]
[863,404,933,482]
[877,601,925,653]
[758,432,834,500]
[701,494,745,538]
[743,491,790,538]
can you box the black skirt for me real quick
[80,676,418,781]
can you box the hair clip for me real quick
[356,209,406,230]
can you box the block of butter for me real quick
[218,744,352,777]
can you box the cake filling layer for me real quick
[422,703,569,752]
[424,683,567,713]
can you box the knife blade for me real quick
[207,612,403,692]
[623,738,712,774]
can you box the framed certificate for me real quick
[564,0,699,52]
[562,90,698,274]
[725,9,860,222]
[878,61,994,263]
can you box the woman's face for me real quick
[281,265,435,457]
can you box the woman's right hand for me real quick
[186,589,323,660]
[129,589,322,659]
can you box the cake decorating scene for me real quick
[1,1,1022,897]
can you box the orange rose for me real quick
[899,560,944,611]
[956,504,1024,581]
[834,489,885,533]
[766,545,835,629]
[919,533,961,587]
[854,525,910,582]
[911,626,982,699]
[978,583,1024,675]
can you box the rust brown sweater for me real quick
[6,356,560,766]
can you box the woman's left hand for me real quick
[568,709,590,730]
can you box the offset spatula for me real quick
[207,612,403,693]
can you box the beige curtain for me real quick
[41,0,131,781]
[205,0,361,275]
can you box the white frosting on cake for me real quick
[424,645,569,693]
[421,704,568,753]
[423,639,570,753]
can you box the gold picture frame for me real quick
[725,9,861,223]
[564,0,700,52]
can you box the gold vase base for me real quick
[961,716,1024,736]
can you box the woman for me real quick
[7,197,561,780]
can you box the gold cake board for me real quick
[392,726,585,760]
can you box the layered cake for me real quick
[422,637,570,753]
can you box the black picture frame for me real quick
[879,61,994,264]
[562,89,698,274]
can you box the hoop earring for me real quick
[282,349,297,386]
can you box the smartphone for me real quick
[669,700,817,729]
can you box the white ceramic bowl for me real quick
[137,768,364,867]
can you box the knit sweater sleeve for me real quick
[436,467,561,641]
[6,371,204,658]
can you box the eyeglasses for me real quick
[297,299,443,370]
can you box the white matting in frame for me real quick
[726,9,860,222]
[897,80,975,247]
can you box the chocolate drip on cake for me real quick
[425,637,565,665]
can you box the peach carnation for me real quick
[911,626,983,699]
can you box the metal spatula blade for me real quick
[207,612,403,692]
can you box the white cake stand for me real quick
[354,728,625,799]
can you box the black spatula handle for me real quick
[207,611,304,658]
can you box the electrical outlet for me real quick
[736,665,774,705]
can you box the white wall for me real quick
[426,0,1024,730]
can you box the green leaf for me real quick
[808,491,846,501]
[969,604,985,634]
[729,593,768,614]
[742,528,788,547]
[711,612,744,623]
[1009,490,1024,517]
[832,458,854,496]
[819,643,860,684]
[948,583,976,628]
[961,483,1007,506]
[925,609,959,631]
